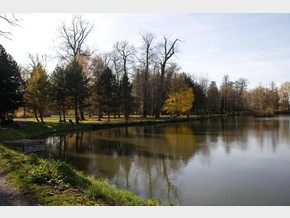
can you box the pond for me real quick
[42,115,290,205]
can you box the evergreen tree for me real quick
[50,65,67,122]
[65,59,89,124]
[0,44,23,122]
[120,73,134,122]
[25,63,50,123]
[94,67,118,121]
[207,81,220,114]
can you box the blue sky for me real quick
[1,13,290,89]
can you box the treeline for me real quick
[1,15,290,124]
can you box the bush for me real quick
[253,108,275,117]
[28,161,63,185]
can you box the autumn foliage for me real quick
[162,87,194,115]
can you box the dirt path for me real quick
[0,168,39,206]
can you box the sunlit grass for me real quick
[0,145,167,206]
[14,114,177,124]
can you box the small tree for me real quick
[162,87,194,116]
[25,63,50,123]
[279,81,290,111]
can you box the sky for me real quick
[1,13,290,89]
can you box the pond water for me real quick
[42,115,290,205]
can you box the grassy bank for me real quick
[0,145,166,206]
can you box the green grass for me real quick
[0,115,194,141]
[0,145,166,206]
[1,112,247,142]
[0,122,76,141]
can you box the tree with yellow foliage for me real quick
[162,87,194,116]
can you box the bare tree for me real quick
[279,81,290,111]
[109,50,123,82]
[139,31,155,117]
[0,13,21,40]
[56,14,94,61]
[234,78,248,111]
[113,41,136,78]
[26,53,48,72]
[155,36,180,118]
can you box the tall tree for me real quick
[65,59,89,124]
[56,14,94,61]
[155,36,180,118]
[0,44,23,121]
[113,41,135,77]
[94,67,118,121]
[220,75,235,112]
[120,73,134,122]
[139,31,155,117]
[25,63,50,123]
[50,65,67,122]
[207,81,220,114]
[234,78,248,111]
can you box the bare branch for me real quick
[113,41,136,77]
[56,14,94,61]
[0,13,22,40]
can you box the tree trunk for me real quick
[80,110,85,120]
[74,96,79,124]
[0,113,4,125]
[34,108,40,122]
[143,83,148,118]
[39,109,44,123]
[125,111,129,123]
[62,108,66,123]
[59,110,62,122]
[23,106,26,118]
[221,96,225,114]
[98,109,102,121]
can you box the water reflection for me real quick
[43,115,290,205]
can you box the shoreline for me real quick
[1,112,247,142]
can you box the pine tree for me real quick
[120,73,134,122]
[0,44,23,122]
[94,67,118,121]
[207,81,220,114]
[65,59,89,124]
[50,65,67,122]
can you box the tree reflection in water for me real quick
[44,115,290,205]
